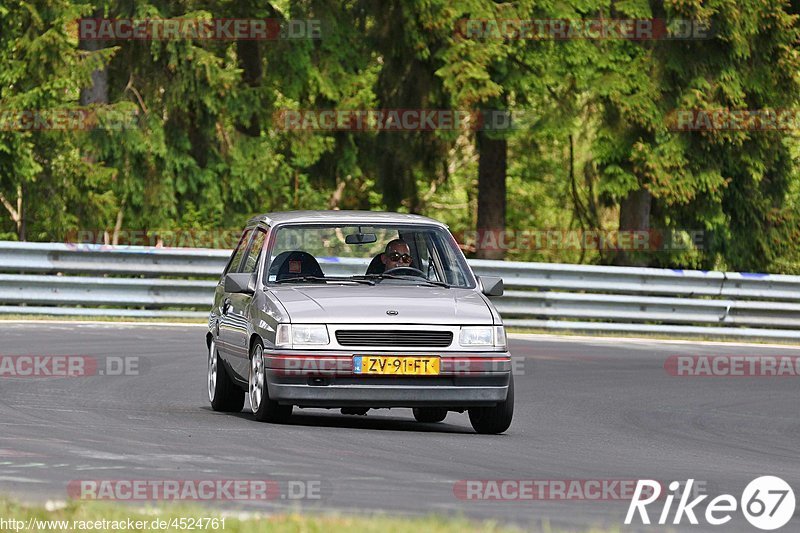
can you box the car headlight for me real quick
[275,324,329,348]
[458,326,507,349]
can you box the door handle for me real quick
[222,298,231,314]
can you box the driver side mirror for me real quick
[224,273,256,295]
[477,276,503,297]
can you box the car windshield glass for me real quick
[265,224,474,288]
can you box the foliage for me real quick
[0,0,798,273]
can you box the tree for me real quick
[592,0,800,270]
[0,0,119,241]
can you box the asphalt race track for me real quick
[1,323,798,531]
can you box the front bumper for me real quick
[263,351,512,408]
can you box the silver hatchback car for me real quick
[206,210,513,434]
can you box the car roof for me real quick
[247,210,448,228]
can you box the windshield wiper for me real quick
[274,276,375,285]
[355,273,450,288]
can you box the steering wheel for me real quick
[384,266,426,277]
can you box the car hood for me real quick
[270,284,493,324]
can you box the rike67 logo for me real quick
[625,476,796,530]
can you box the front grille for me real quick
[335,330,453,347]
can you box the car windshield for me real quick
[264,224,474,288]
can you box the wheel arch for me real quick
[248,333,264,359]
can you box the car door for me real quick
[223,227,267,380]
[216,228,252,369]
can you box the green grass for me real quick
[0,499,620,533]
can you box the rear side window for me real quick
[241,229,267,275]
[223,229,252,276]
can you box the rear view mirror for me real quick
[224,273,255,295]
[477,276,504,297]
[345,232,377,245]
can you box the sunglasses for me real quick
[387,252,412,263]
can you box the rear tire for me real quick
[468,375,514,434]
[412,407,448,423]
[249,341,292,423]
[208,339,245,412]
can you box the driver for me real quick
[381,239,413,271]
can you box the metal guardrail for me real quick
[1,241,799,340]
[0,241,230,276]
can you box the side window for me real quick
[241,229,267,275]
[434,233,468,286]
[410,232,439,281]
[223,229,252,276]
[422,235,446,283]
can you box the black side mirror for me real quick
[477,276,504,297]
[224,273,255,295]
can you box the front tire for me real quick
[249,341,292,422]
[412,407,448,423]
[468,375,514,434]
[208,339,245,412]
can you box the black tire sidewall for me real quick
[250,340,292,422]
[413,407,448,423]
[209,340,245,412]
[469,374,514,434]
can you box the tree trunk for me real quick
[614,187,652,266]
[112,207,124,246]
[329,178,346,210]
[235,39,262,136]
[79,9,108,106]
[233,0,271,136]
[0,185,22,239]
[475,128,507,260]
[78,9,107,245]
[379,135,404,211]
[18,183,25,241]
